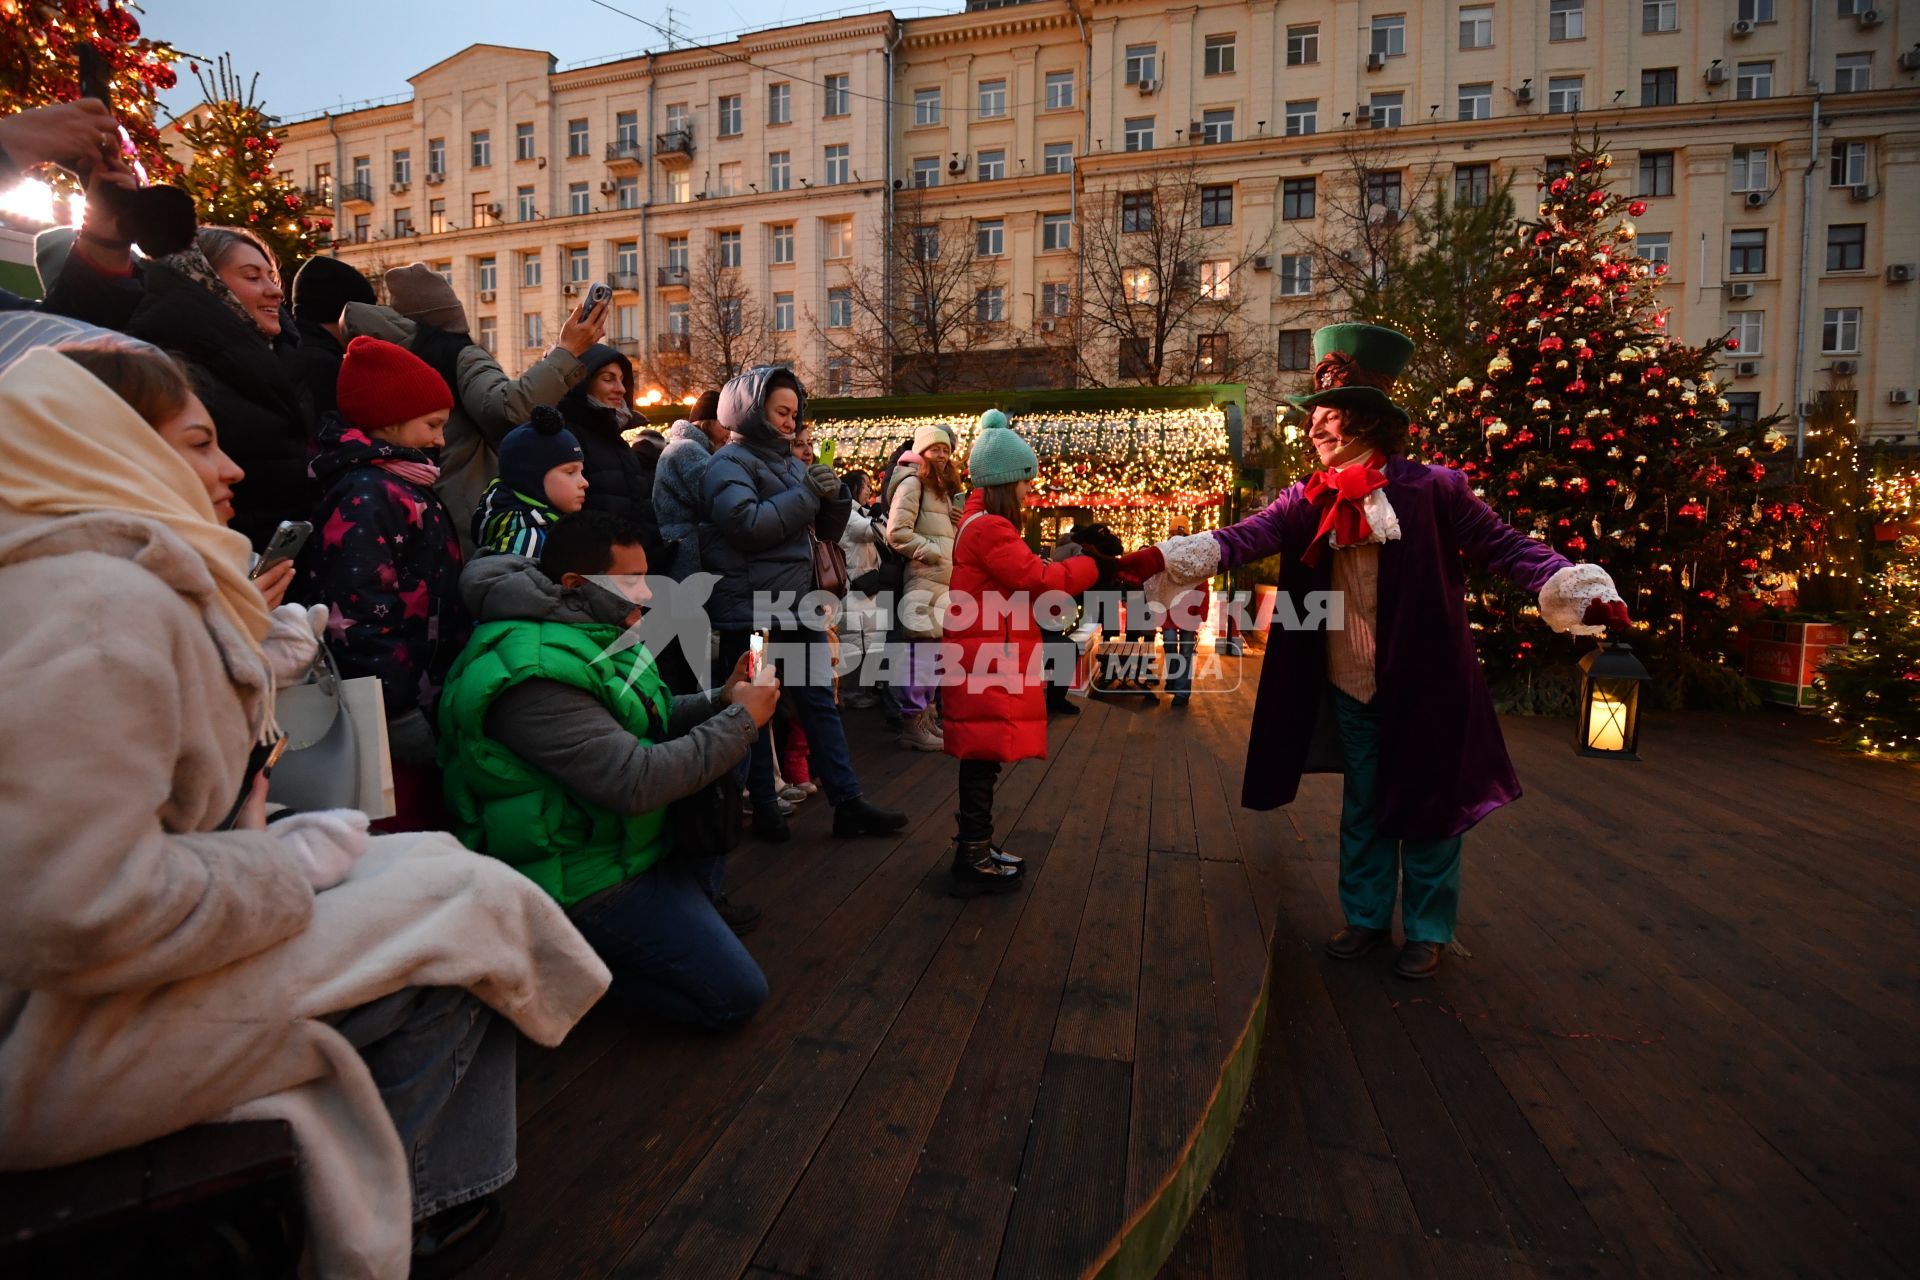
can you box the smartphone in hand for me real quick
[250,520,313,580]
[579,281,613,319]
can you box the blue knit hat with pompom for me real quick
[965,408,1036,487]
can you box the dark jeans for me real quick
[1163,628,1196,698]
[718,627,863,810]
[956,758,1002,842]
[329,986,516,1219]
[566,857,769,1029]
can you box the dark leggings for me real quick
[956,758,1002,842]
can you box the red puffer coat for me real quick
[940,491,1100,762]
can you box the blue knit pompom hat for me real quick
[498,405,583,498]
[965,408,1037,487]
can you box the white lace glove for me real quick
[263,603,330,688]
[1538,564,1624,637]
[269,808,371,892]
[1142,532,1222,616]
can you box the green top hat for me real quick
[1283,323,1414,425]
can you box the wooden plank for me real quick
[993,1053,1133,1280]
[1125,850,1217,1211]
[1150,710,1199,854]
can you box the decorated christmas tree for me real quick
[1817,460,1920,761]
[1419,129,1800,710]
[177,57,329,277]
[0,0,181,184]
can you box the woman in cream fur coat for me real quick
[0,345,610,1279]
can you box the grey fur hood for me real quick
[717,365,805,450]
[459,553,633,627]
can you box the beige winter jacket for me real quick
[886,472,955,639]
[0,508,609,1279]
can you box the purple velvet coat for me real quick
[1213,457,1570,840]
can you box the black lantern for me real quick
[1576,639,1650,759]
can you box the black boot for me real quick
[833,795,909,837]
[950,838,1023,896]
[751,804,791,843]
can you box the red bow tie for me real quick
[1301,456,1387,568]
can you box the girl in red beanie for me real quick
[301,336,468,830]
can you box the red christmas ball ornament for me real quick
[1567,535,1588,553]
[1586,294,1605,307]
[1557,427,1572,437]
[1627,200,1648,216]
[1567,378,1589,394]
[1727,338,1740,350]
[1587,191,1607,206]
[1614,283,1630,297]
[1654,262,1670,276]
[1577,159,1594,172]
[1549,177,1570,195]
[1535,230,1555,245]
[1556,517,1573,529]
[1504,291,1527,309]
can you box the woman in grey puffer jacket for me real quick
[699,365,907,843]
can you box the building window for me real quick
[515,122,535,161]
[517,186,536,221]
[1121,267,1156,304]
[1282,176,1316,220]
[715,95,742,137]
[428,198,446,234]
[393,208,413,237]
[568,182,590,216]
[1641,68,1677,106]
[392,149,411,186]
[1200,184,1233,227]
[614,304,638,342]
[706,161,735,196]
[472,195,498,227]
[1729,228,1767,275]
[1042,213,1072,251]
[432,261,453,285]
[1460,5,1493,48]
[1043,143,1074,174]
[1723,392,1760,425]
[1118,338,1153,379]
[1366,170,1403,210]
[1729,311,1764,356]
[1830,140,1868,187]
[1125,45,1158,85]
[352,213,370,244]
[666,302,689,335]
[477,316,496,353]
[1199,260,1232,301]
[515,252,539,289]
[662,235,688,273]
[768,151,792,192]
[912,225,940,262]
[1732,148,1770,192]
[567,247,590,284]
[1548,77,1584,113]
[1639,233,1671,266]
[1121,191,1154,232]
[1045,71,1075,109]
[770,224,794,265]
[1636,151,1674,197]
[568,119,590,157]
[827,287,852,328]
[824,219,853,260]
[351,155,371,194]
[615,176,639,209]
[1370,15,1405,57]
[1279,255,1313,296]
[1736,61,1773,99]
[1455,163,1492,207]
[1201,109,1235,143]
[770,292,794,332]
[1643,0,1678,31]
[717,229,742,269]
[1822,307,1860,353]
[768,83,791,126]
[470,130,490,167]
[1193,335,1227,376]
[1205,34,1237,75]
[977,150,1006,181]
[824,144,850,185]
[1041,282,1071,316]
[975,219,1004,256]
[1459,83,1492,120]
[524,314,544,349]
[1277,329,1312,371]
[1369,94,1404,129]
[978,80,1007,118]
[615,242,638,277]
[824,74,850,117]
[913,88,941,127]
[1737,0,1774,21]
[1826,223,1866,272]
[1550,0,1585,40]
[1286,24,1319,65]
[1285,99,1317,136]
[1834,54,1871,94]
[1545,155,1572,178]
[912,156,941,187]
[825,357,852,396]
[1124,118,1155,151]
[973,287,1004,324]
[426,139,445,176]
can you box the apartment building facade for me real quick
[270,0,1920,441]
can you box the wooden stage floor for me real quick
[477,656,1919,1280]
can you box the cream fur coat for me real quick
[0,507,610,1279]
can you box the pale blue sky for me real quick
[149,0,956,123]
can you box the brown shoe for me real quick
[1325,924,1390,960]
[1394,940,1443,981]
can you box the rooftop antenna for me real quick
[662,7,682,50]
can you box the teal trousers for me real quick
[1332,689,1463,944]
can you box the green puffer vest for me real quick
[440,619,670,906]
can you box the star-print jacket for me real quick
[299,414,469,719]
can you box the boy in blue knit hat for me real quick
[472,405,589,557]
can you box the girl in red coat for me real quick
[941,412,1113,893]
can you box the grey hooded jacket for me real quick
[654,419,715,582]
[458,554,756,818]
[698,366,850,630]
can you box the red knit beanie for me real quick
[336,336,454,431]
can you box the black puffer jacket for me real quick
[288,315,347,415]
[698,366,849,629]
[561,345,657,535]
[125,261,316,549]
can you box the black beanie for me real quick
[498,406,584,499]
[291,255,377,324]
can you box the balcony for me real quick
[610,337,641,355]
[341,180,375,209]
[302,185,334,209]
[656,265,689,288]
[609,271,641,292]
[654,128,695,164]
[656,332,690,353]
[606,138,645,172]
